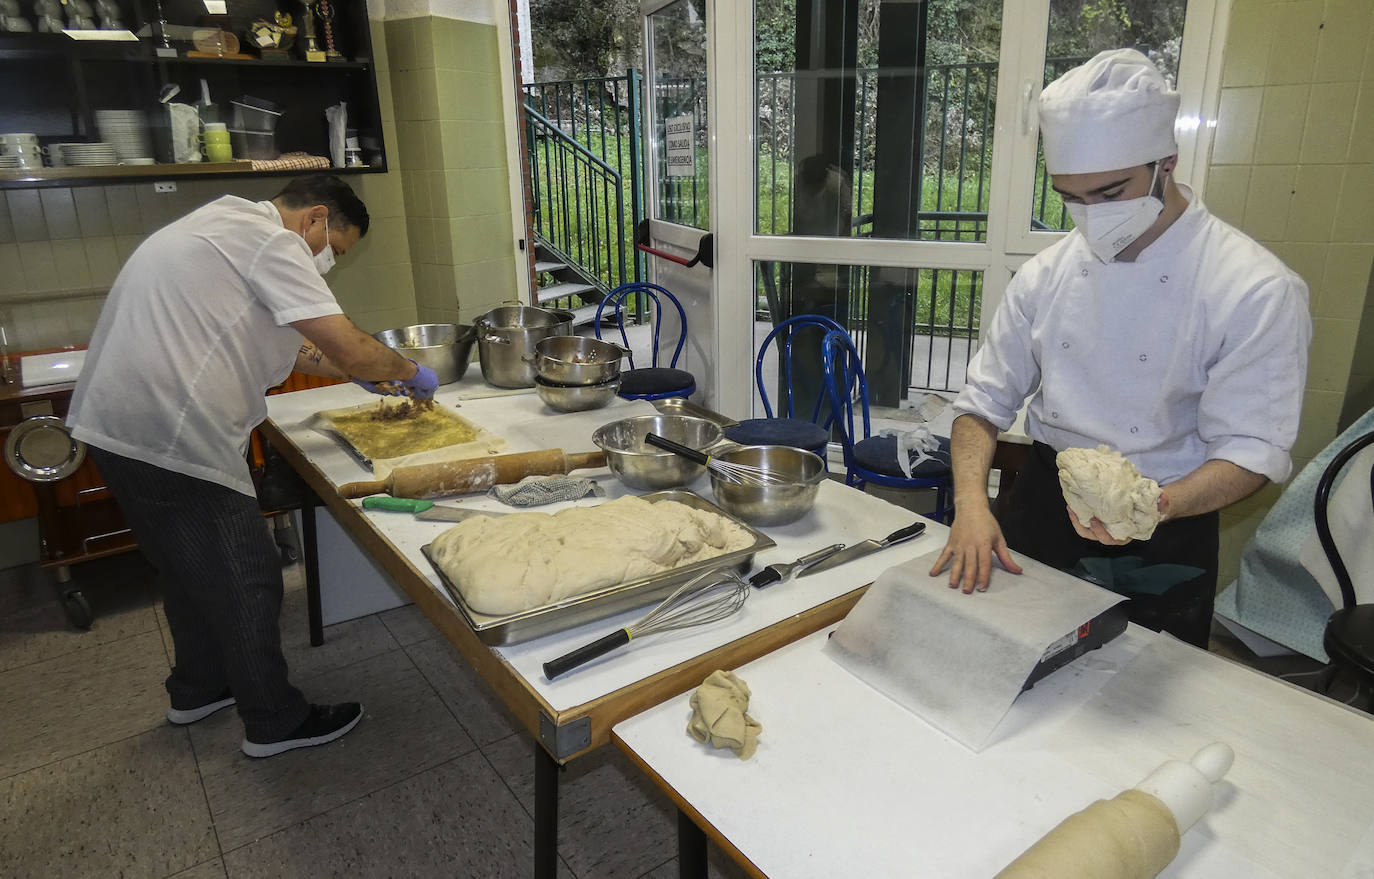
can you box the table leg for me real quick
[677,809,707,879]
[300,504,324,647]
[534,746,560,878]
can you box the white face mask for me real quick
[312,217,336,275]
[1065,163,1164,263]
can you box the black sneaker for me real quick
[166,689,236,725]
[241,702,364,758]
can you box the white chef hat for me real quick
[1038,49,1180,175]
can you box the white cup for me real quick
[0,132,38,147]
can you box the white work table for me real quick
[614,622,1374,878]
[260,377,953,878]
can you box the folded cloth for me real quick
[687,669,762,760]
[249,152,331,172]
[487,474,605,506]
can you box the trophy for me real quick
[152,0,176,56]
[316,0,344,61]
[299,0,325,62]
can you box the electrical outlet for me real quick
[154,182,177,193]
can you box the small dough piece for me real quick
[994,788,1180,879]
[1057,445,1163,542]
[428,496,754,614]
[687,669,762,760]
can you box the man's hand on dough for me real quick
[929,506,1023,593]
[1067,506,1132,546]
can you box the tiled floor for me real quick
[0,554,749,879]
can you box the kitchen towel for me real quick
[825,548,1123,751]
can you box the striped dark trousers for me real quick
[92,448,309,740]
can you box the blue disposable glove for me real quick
[402,360,439,400]
[353,360,439,400]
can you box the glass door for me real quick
[707,0,1224,420]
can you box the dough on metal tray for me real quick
[1056,445,1163,541]
[429,496,754,614]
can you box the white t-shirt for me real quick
[68,196,342,495]
[954,188,1311,485]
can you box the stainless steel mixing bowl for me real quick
[708,444,826,526]
[592,414,724,490]
[535,375,621,412]
[372,323,477,385]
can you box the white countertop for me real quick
[265,380,950,713]
[614,626,1374,878]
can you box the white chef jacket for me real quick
[954,188,1311,485]
[68,196,342,496]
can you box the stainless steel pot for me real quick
[474,306,574,388]
[592,414,724,490]
[373,323,477,385]
[525,336,629,386]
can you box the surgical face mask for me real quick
[1065,163,1164,263]
[312,217,336,275]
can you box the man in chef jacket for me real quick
[929,50,1311,647]
[67,175,438,757]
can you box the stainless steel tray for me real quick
[420,489,775,645]
[650,397,740,429]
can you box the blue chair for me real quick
[594,282,696,400]
[724,314,847,460]
[822,329,953,523]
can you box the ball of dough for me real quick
[1056,445,1163,542]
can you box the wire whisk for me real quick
[543,565,751,679]
[643,433,788,486]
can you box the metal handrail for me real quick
[525,104,628,301]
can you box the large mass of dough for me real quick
[1056,445,1163,542]
[429,496,755,614]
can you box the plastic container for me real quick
[228,128,279,160]
[230,99,282,132]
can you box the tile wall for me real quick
[1204,0,1374,585]
[385,14,519,326]
[0,19,417,355]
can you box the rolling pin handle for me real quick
[338,480,389,499]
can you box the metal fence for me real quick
[522,73,646,296]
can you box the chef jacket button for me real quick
[1051,411,1059,419]
[1130,426,1139,433]
[1080,268,1089,277]
[1062,341,1070,349]
[1139,354,1148,361]
[1160,274,1169,283]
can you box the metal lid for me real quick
[4,415,86,482]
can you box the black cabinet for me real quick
[0,0,386,188]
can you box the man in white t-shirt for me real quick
[68,175,438,757]
[928,51,1311,647]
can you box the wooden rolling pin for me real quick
[338,448,606,499]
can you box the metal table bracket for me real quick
[539,712,591,760]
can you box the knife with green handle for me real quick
[361,496,504,523]
[796,520,927,577]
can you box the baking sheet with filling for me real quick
[420,490,776,645]
[317,400,483,467]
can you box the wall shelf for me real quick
[0,0,386,190]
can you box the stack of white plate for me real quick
[54,142,119,166]
[94,109,153,162]
[0,155,21,169]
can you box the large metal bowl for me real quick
[708,444,827,526]
[535,375,621,412]
[592,414,724,490]
[373,323,476,385]
[526,335,629,386]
